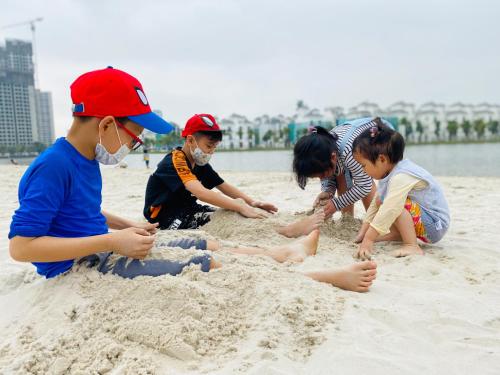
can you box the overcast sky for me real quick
[1,0,498,136]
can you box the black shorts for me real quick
[156,204,216,230]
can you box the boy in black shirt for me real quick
[144,114,278,229]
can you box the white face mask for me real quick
[190,138,212,166]
[95,123,131,165]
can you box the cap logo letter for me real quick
[201,115,214,127]
[135,88,149,106]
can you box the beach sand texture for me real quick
[0,166,499,374]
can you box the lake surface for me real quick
[124,143,500,177]
[2,143,499,177]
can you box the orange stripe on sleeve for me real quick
[172,150,198,185]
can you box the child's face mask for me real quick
[190,138,212,166]
[95,123,131,165]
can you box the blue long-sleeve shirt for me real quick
[9,138,108,278]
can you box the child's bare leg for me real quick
[275,211,325,238]
[206,240,220,251]
[390,209,424,257]
[304,261,377,293]
[226,230,320,263]
[375,225,402,242]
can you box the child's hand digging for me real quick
[313,192,332,209]
[132,222,159,235]
[355,243,374,261]
[354,222,370,243]
[238,204,268,219]
[251,201,278,214]
[111,227,155,259]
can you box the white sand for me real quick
[0,165,499,374]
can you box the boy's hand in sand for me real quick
[238,204,268,219]
[110,227,155,259]
[131,222,159,235]
[355,243,374,260]
[251,201,278,214]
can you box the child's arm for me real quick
[355,174,424,260]
[355,226,378,260]
[102,210,158,234]
[9,228,155,263]
[185,180,267,219]
[216,182,278,213]
[354,194,379,243]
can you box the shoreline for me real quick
[140,138,500,154]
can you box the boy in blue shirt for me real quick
[8,67,215,278]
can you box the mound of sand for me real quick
[0,218,344,374]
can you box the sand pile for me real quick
[0,224,342,374]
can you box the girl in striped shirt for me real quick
[277,117,385,238]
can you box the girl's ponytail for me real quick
[352,118,405,164]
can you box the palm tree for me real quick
[247,127,255,148]
[488,120,499,136]
[263,130,274,146]
[434,119,441,140]
[237,126,244,148]
[461,120,472,139]
[446,121,458,140]
[473,119,486,139]
[400,117,412,140]
[416,121,424,143]
[296,100,306,111]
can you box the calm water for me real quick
[123,143,500,177]
[3,143,500,177]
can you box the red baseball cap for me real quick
[181,114,222,137]
[70,66,173,134]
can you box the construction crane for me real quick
[1,17,44,88]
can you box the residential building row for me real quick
[215,101,500,149]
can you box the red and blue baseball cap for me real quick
[181,114,222,137]
[70,66,173,134]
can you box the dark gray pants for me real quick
[79,238,211,279]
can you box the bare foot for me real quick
[278,229,320,262]
[224,230,320,264]
[391,244,424,258]
[276,211,325,238]
[305,261,377,292]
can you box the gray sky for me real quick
[1,0,498,136]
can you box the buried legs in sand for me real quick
[204,230,377,293]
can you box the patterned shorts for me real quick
[404,197,430,243]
